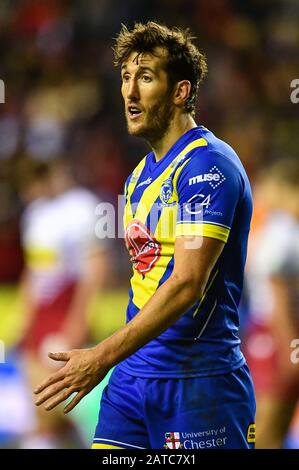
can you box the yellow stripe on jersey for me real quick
[124,155,147,226]
[133,139,208,225]
[155,204,177,240]
[172,157,192,200]
[176,223,230,243]
[126,138,208,310]
[193,268,219,318]
[91,443,125,449]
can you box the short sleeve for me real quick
[175,151,242,243]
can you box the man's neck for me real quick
[151,114,197,162]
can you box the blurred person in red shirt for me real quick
[17,158,109,448]
[245,158,299,448]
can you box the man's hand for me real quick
[34,347,109,414]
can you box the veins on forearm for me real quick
[95,276,201,368]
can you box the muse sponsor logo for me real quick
[189,166,226,189]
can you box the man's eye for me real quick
[142,75,152,82]
[122,75,130,82]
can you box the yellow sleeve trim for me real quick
[176,223,230,243]
[91,443,124,449]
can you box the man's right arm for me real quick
[34,234,225,413]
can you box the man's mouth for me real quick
[128,105,143,120]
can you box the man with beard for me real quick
[34,22,256,449]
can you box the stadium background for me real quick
[0,0,298,448]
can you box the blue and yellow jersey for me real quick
[120,126,252,378]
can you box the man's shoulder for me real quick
[173,129,252,212]
[189,127,244,173]
[178,129,250,198]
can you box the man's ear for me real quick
[173,80,192,107]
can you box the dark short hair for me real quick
[113,21,207,115]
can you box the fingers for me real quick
[35,380,68,407]
[64,390,87,414]
[48,351,70,362]
[34,351,71,394]
[34,369,65,394]
[44,387,76,411]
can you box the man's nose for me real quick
[127,78,140,100]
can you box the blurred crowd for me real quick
[0,0,298,449]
